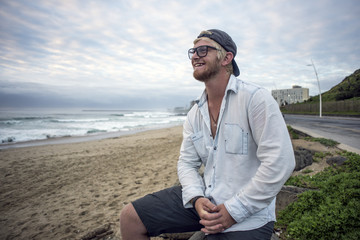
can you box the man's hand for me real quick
[194,199,236,234]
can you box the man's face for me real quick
[191,39,221,82]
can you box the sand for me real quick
[0,126,183,240]
[0,125,340,240]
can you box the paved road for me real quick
[284,114,360,154]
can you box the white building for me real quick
[272,85,309,106]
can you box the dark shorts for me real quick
[132,186,274,239]
[132,186,203,236]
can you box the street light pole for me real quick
[307,59,322,118]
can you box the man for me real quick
[120,29,295,240]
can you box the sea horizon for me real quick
[0,107,187,150]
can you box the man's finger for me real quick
[199,218,220,227]
[202,199,217,211]
[201,224,225,234]
[200,211,222,221]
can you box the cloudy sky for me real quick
[1,0,359,109]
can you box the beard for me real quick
[193,58,221,82]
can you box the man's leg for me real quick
[120,203,149,240]
[120,186,203,239]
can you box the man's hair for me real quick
[193,30,234,75]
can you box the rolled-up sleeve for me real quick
[177,114,205,208]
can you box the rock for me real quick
[276,185,308,215]
[189,231,206,240]
[160,232,195,239]
[326,156,347,166]
[80,223,119,240]
[294,147,313,171]
[271,233,281,240]
[163,231,280,240]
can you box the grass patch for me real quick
[287,125,300,139]
[313,152,332,163]
[304,137,339,147]
[277,151,360,239]
[301,169,313,174]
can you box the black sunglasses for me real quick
[188,45,219,59]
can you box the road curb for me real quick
[290,125,360,155]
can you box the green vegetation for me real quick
[313,152,332,163]
[287,125,299,139]
[281,109,360,117]
[306,69,360,102]
[276,151,360,239]
[281,69,360,116]
[323,69,360,101]
[304,137,339,147]
[287,125,339,147]
[301,169,313,174]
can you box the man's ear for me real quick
[222,52,234,66]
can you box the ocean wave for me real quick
[45,134,72,139]
[87,129,107,134]
[0,109,186,145]
[13,116,52,121]
[0,120,21,125]
[50,118,109,123]
[1,136,16,143]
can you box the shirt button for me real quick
[214,146,217,150]
[208,185,212,188]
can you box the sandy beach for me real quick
[0,123,340,240]
[0,126,183,240]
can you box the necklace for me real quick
[209,108,219,127]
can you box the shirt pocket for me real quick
[190,131,209,162]
[224,123,248,155]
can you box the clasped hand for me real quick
[194,198,236,234]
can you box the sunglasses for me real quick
[188,45,220,59]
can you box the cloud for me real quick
[0,0,359,108]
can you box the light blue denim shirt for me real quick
[177,75,295,231]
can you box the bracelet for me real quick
[191,196,204,207]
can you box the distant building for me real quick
[173,100,197,115]
[272,85,309,106]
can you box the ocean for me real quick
[0,108,187,149]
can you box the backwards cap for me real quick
[197,29,240,76]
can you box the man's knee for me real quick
[120,203,147,233]
[120,203,138,224]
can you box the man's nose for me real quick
[192,51,200,60]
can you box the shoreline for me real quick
[0,123,183,150]
[0,125,183,239]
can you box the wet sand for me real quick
[0,126,183,239]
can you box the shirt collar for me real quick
[195,74,238,107]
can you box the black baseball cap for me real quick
[197,29,240,76]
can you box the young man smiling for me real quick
[120,29,295,240]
